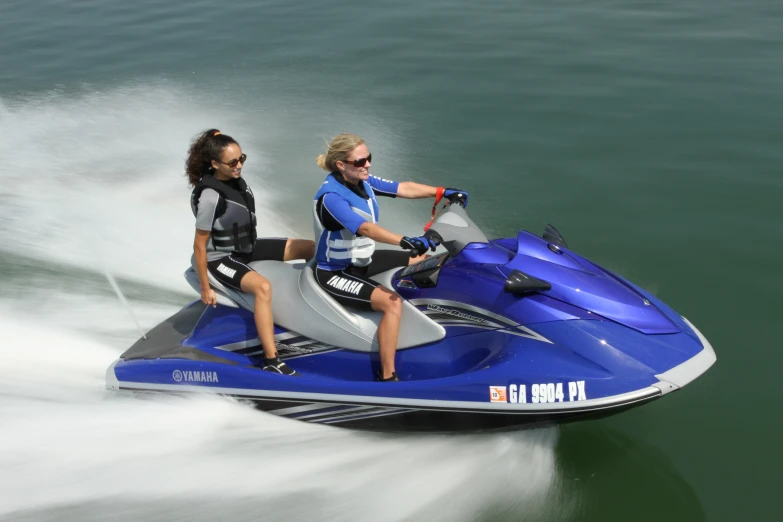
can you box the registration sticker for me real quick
[489,386,508,403]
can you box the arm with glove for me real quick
[396,182,469,207]
[356,222,437,257]
[358,178,468,256]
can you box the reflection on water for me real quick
[555,424,707,522]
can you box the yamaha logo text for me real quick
[172,369,219,383]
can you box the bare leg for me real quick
[408,253,428,264]
[239,271,277,359]
[283,239,315,261]
[370,285,403,379]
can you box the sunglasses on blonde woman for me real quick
[343,153,372,168]
[219,153,247,168]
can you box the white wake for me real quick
[0,85,564,522]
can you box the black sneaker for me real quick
[263,356,300,376]
[376,371,400,382]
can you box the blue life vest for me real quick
[313,173,379,270]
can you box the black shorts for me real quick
[315,250,411,310]
[206,238,288,290]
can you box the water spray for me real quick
[103,269,148,341]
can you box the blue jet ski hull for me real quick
[107,287,714,432]
[107,205,715,432]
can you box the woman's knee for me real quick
[258,278,272,296]
[387,296,402,316]
[371,287,402,315]
[241,273,273,300]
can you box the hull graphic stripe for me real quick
[267,403,339,416]
[318,408,410,424]
[294,405,377,421]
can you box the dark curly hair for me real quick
[185,129,240,186]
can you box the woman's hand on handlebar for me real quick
[443,188,469,207]
[400,235,438,256]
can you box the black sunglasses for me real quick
[342,153,371,168]
[219,153,247,168]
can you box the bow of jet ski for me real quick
[106,199,716,432]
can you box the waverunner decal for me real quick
[498,382,587,403]
[411,299,553,344]
[172,369,219,383]
[426,304,487,324]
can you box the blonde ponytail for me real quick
[316,133,365,172]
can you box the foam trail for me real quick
[102,268,147,340]
[0,312,562,522]
[0,86,299,291]
[0,85,435,286]
[0,85,566,522]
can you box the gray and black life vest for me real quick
[191,175,257,253]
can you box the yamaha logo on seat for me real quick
[326,275,364,295]
[172,369,219,383]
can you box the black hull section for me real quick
[125,388,660,433]
[242,396,660,433]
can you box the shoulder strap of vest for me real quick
[235,177,256,214]
[192,175,257,218]
[192,177,227,220]
[202,175,255,212]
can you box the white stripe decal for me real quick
[116,381,660,413]
[318,408,410,424]
[294,405,376,421]
[436,323,500,331]
[268,403,340,416]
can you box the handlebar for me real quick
[443,191,467,207]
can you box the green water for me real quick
[1,1,781,520]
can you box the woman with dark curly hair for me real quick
[187,129,314,376]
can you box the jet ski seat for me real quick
[184,258,445,352]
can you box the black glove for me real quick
[400,236,438,256]
[443,188,469,207]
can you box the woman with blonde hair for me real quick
[187,129,314,376]
[312,133,468,381]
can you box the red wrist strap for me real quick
[435,186,445,201]
[424,187,446,231]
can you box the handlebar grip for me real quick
[423,230,443,245]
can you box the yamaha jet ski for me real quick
[106,195,716,432]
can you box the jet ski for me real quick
[106,195,716,432]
